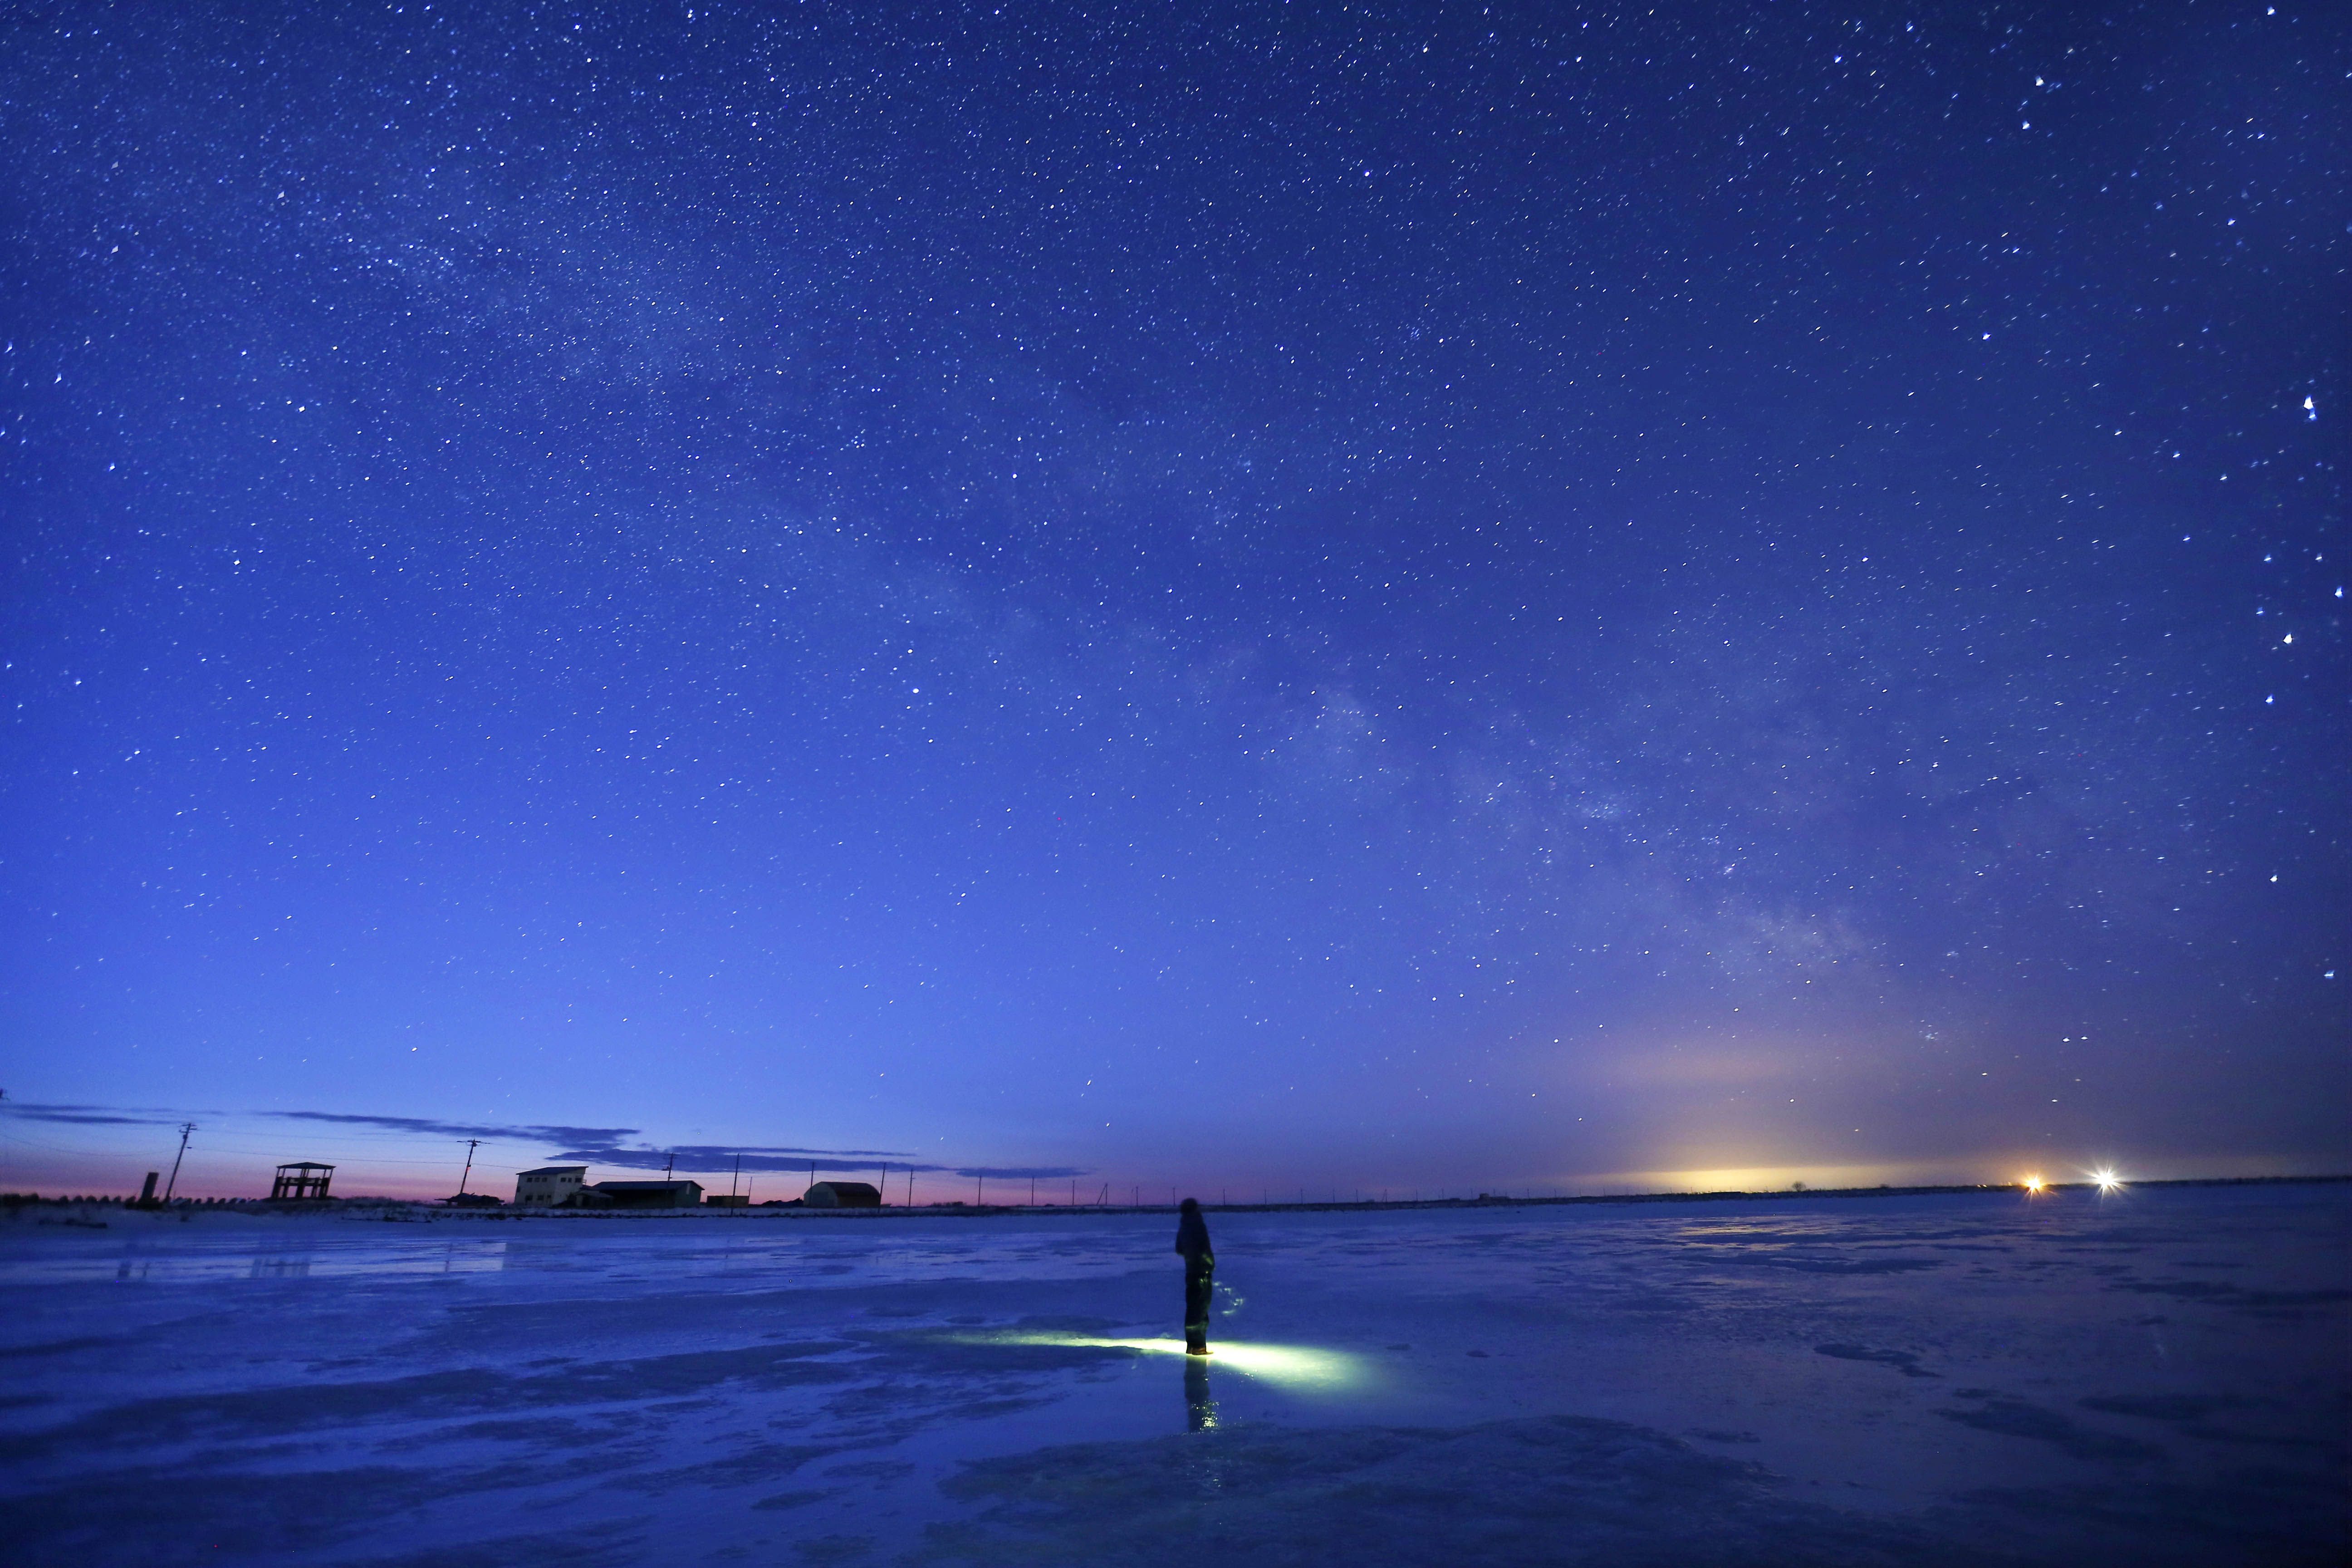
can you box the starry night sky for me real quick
[2,0,2344,1200]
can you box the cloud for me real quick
[0,1102,180,1127]
[20,1104,1081,1184]
[267,1111,643,1146]
[265,1118,932,1174]
[262,1116,922,1173]
[550,1151,1094,1180]
[551,1144,926,1174]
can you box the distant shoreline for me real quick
[9,1172,2347,1221]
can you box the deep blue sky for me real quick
[2,0,2343,1200]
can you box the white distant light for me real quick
[2092,1169,2123,1193]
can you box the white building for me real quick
[514,1166,589,1207]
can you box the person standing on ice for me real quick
[1176,1197,1215,1355]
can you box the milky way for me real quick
[1,0,2342,1197]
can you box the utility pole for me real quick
[730,1154,741,1201]
[976,1174,984,1206]
[457,1139,479,1197]
[664,1152,676,1180]
[163,1123,196,1203]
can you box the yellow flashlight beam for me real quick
[946,1332,1364,1391]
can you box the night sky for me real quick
[2,0,2343,1201]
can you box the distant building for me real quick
[804,1181,882,1209]
[515,1166,589,1207]
[704,1193,750,1207]
[270,1162,334,1201]
[591,1179,704,1209]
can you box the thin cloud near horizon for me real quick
[3,1102,1089,1182]
[269,1112,927,1166]
[554,1146,1089,1180]
[0,1101,186,1127]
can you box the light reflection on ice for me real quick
[0,1217,1172,1290]
[0,1238,511,1284]
[953,1331,1366,1391]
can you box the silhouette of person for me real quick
[1176,1196,1214,1354]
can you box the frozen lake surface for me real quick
[4,1183,2345,1566]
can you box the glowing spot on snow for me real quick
[959,1333,1366,1390]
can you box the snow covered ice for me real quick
[3,1182,2345,1565]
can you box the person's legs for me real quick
[1184,1266,1214,1353]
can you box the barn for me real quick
[590,1180,706,1209]
[804,1181,882,1208]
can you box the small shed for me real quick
[270,1162,334,1201]
[591,1179,705,1209]
[804,1181,882,1209]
